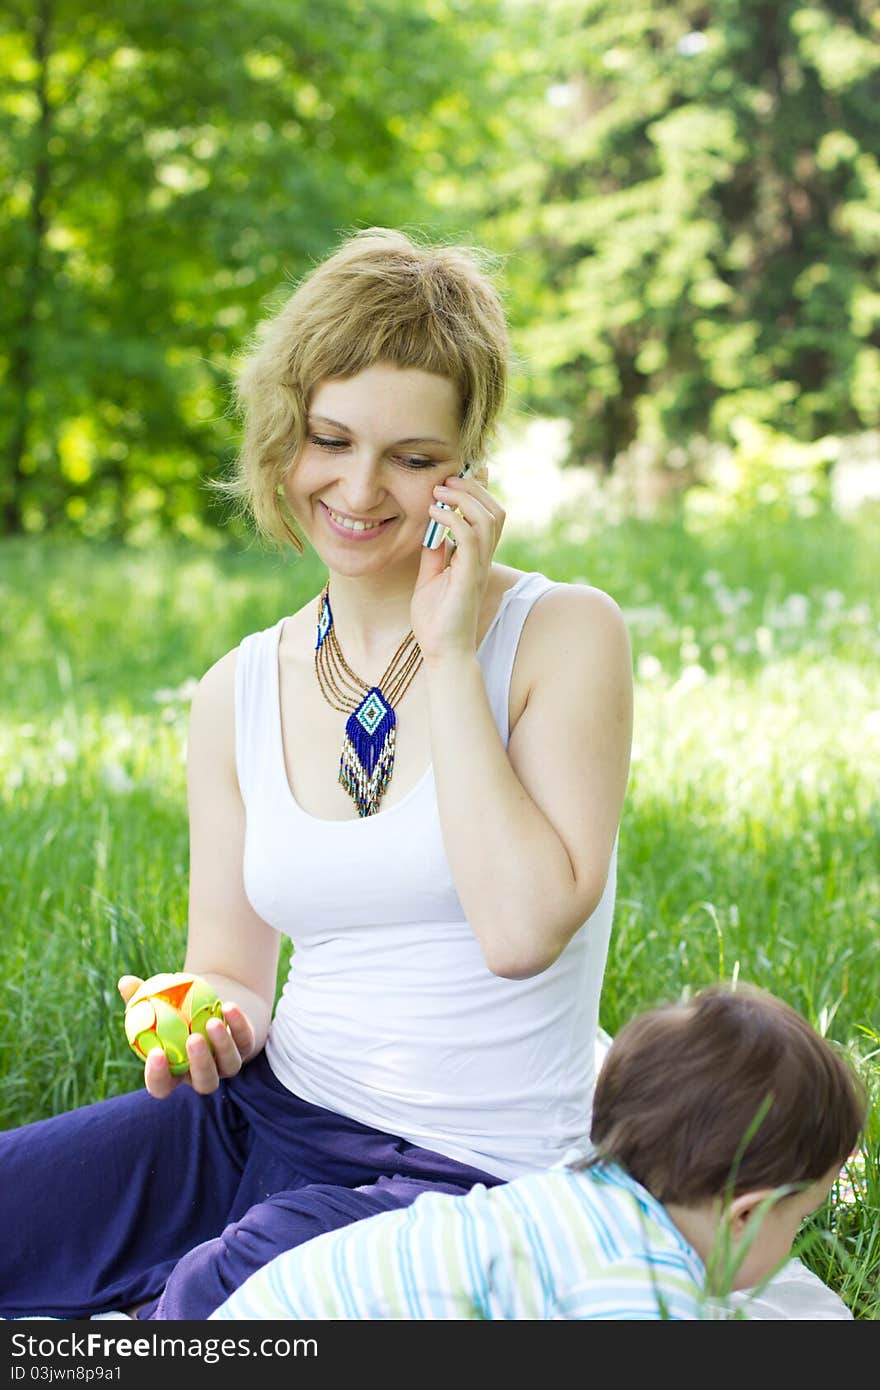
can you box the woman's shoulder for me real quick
[492,561,622,608]
[508,569,631,701]
[195,612,288,697]
[188,647,239,740]
[541,580,628,640]
[496,564,627,643]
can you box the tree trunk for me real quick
[4,0,53,534]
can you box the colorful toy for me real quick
[124,972,225,1074]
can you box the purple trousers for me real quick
[0,1051,502,1320]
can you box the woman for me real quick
[0,227,633,1320]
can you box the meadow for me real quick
[1,497,878,1316]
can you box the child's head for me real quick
[225,226,510,549]
[585,982,867,1290]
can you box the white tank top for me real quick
[234,571,617,1179]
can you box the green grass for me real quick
[1,500,878,1316]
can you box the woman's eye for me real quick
[311,435,348,450]
[309,436,436,469]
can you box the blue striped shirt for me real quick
[210,1161,708,1320]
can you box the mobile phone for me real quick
[422,463,474,550]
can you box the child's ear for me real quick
[727,1188,779,1239]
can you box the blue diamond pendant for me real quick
[339,686,398,817]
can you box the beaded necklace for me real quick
[314,582,423,817]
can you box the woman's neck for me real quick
[321,566,420,671]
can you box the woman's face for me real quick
[283,363,463,572]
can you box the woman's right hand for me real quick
[117,974,256,1099]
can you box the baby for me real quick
[210,982,866,1320]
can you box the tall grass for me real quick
[1,501,878,1315]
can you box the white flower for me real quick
[623,605,669,629]
[102,764,134,793]
[783,593,809,625]
[715,588,737,614]
[152,678,199,705]
[671,664,708,695]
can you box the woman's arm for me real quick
[426,583,633,979]
[127,648,281,1098]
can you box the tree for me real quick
[0,0,512,537]
[485,0,880,467]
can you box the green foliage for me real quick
[683,419,838,525]
[0,0,514,538]
[3,0,879,539]
[486,0,880,465]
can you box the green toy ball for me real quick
[124,971,225,1074]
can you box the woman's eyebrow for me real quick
[309,415,352,433]
[309,414,450,447]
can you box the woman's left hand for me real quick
[411,473,506,666]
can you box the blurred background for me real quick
[3,0,879,540]
[1,0,879,1314]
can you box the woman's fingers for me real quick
[436,476,505,533]
[220,1003,254,1066]
[431,483,503,564]
[429,498,495,568]
[143,1046,180,1099]
[184,1004,250,1094]
[185,1032,223,1095]
[136,1001,253,1099]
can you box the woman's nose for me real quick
[339,450,389,509]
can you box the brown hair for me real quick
[217,226,511,550]
[581,982,867,1205]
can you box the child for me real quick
[210,982,866,1320]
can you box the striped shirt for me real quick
[209,1161,708,1320]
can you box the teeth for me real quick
[327,507,385,532]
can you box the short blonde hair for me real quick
[219,227,511,550]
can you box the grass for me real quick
[0,498,878,1316]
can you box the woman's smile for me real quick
[319,500,397,540]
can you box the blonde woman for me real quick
[0,228,633,1320]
